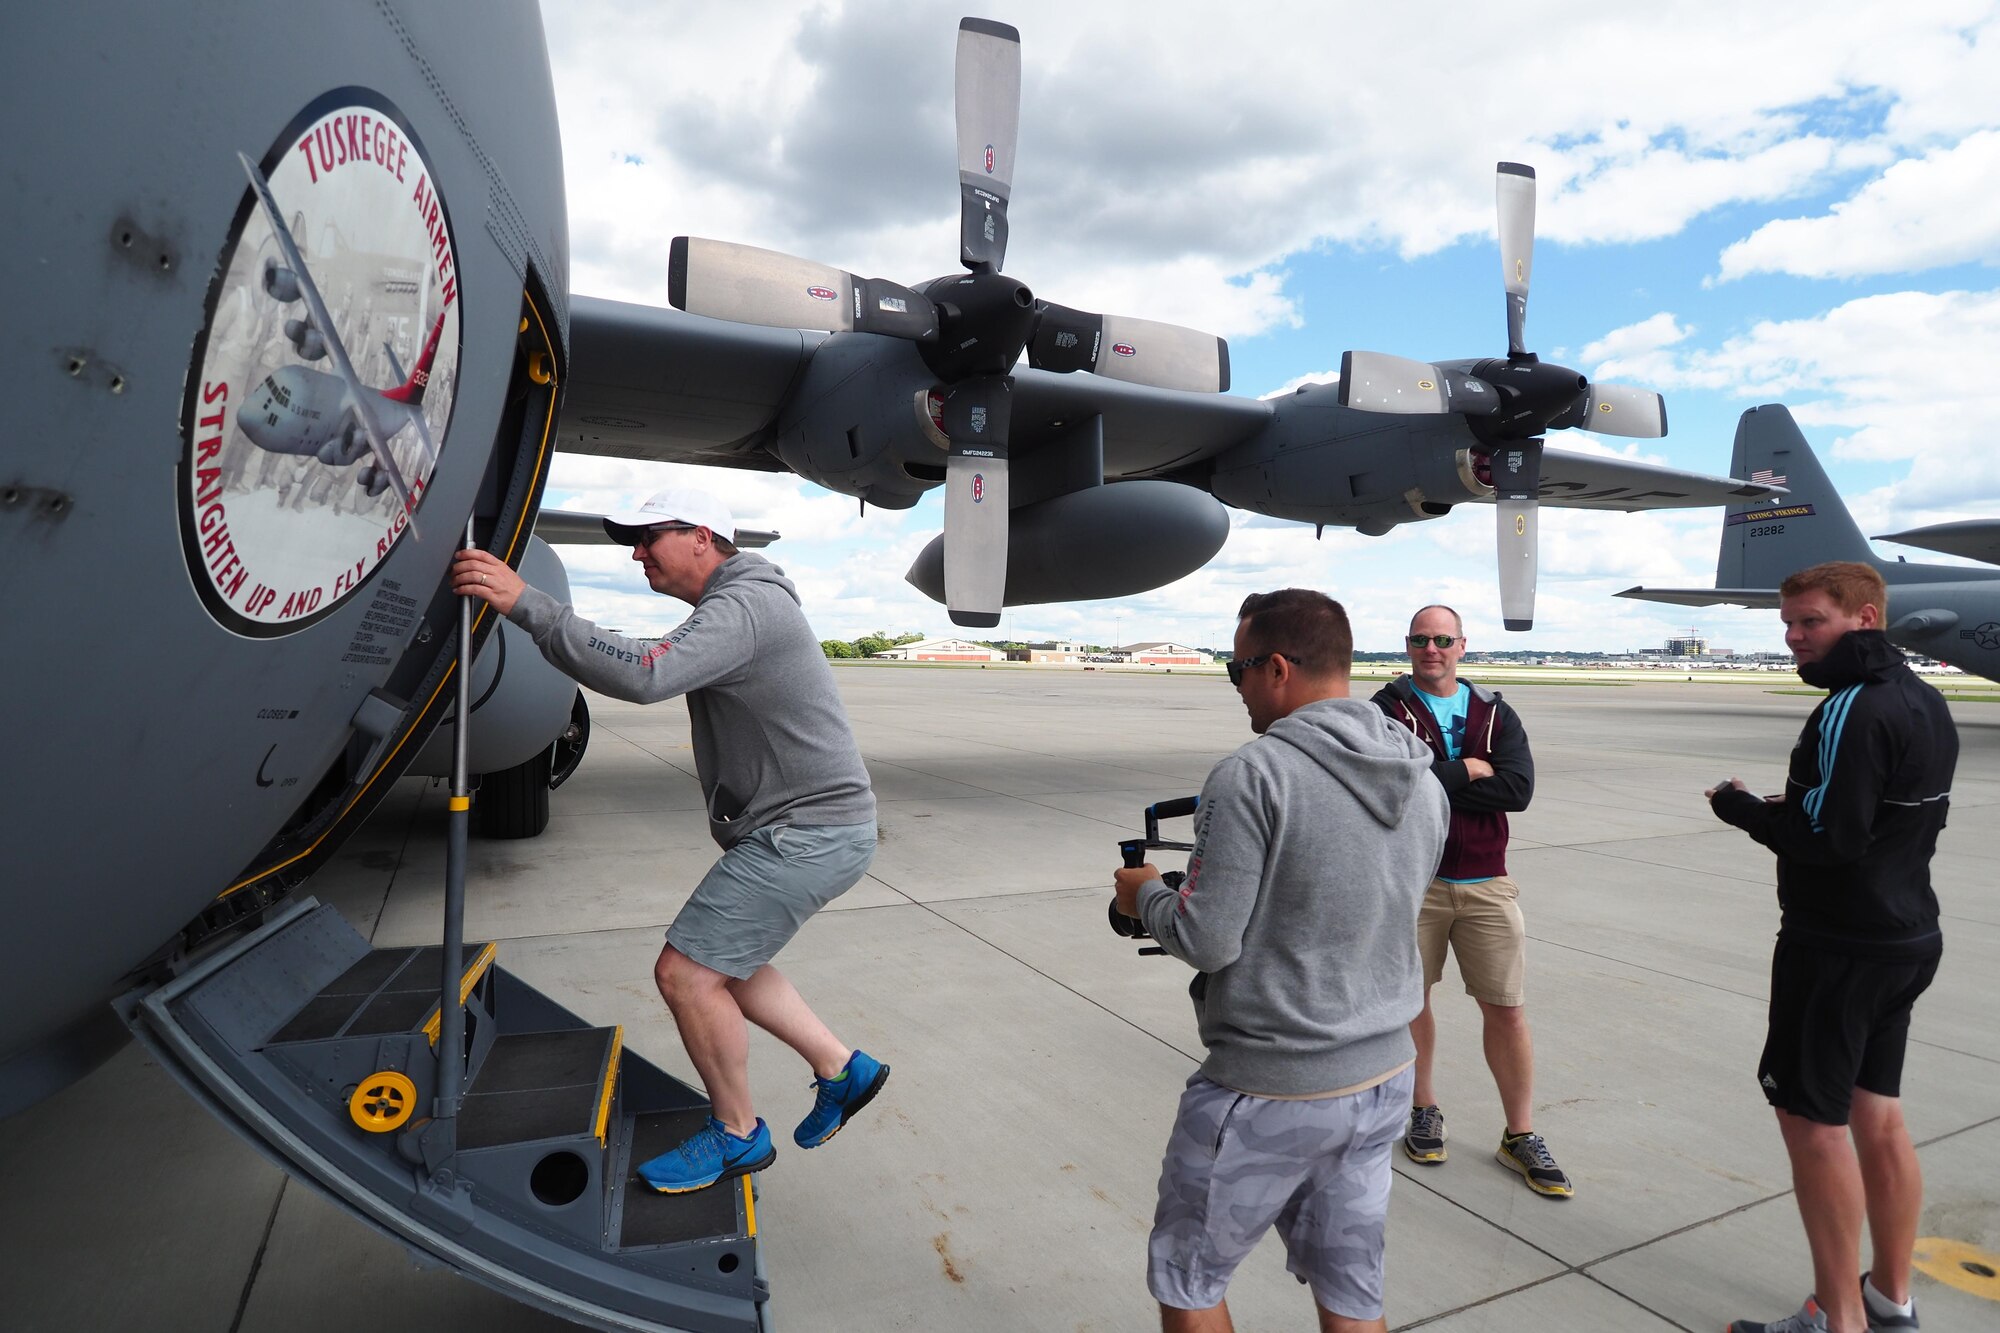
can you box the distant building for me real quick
[872,637,1006,662]
[1119,641,1211,665]
[1664,635,1707,656]
[1009,640,1088,664]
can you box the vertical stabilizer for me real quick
[1715,404,1872,589]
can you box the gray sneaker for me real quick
[1403,1104,1447,1164]
[1861,1273,1919,1330]
[1727,1295,1829,1333]
[1495,1130,1573,1197]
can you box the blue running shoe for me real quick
[794,1049,890,1148]
[636,1117,774,1194]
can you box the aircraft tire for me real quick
[472,744,553,839]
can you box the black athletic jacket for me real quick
[1711,630,1956,959]
[1373,675,1533,880]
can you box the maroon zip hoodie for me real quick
[1371,675,1534,880]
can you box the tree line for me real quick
[820,631,928,659]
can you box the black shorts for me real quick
[1757,938,1939,1125]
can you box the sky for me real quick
[534,0,2000,654]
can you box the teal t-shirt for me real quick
[1416,682,1470,760]
[1417,682,1487,883]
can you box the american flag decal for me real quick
[1751,468,1787,486]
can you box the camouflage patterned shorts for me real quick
[1147,1066,1413,1317]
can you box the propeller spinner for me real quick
[664,18,1229,627]
[1338,162,1669,630]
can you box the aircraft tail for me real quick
[1713,403,1872,589]
[381,311,446,406]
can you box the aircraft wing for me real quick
[1012,366,1274,475]
[1876,519,2000,567]
[1616,586,1782,609]
[534,507,778,549]
[1527,446,1785,511]
[557,296,1272,478]
[557,296,812,472]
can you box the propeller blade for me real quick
[940,375,1013,627]
[1575,382,1668,438]
[1491,440,1543,631]
[668,237,937,338]
[1027,303,1229,393]
[1497,162,1536,358]
[955,18,1021,270]
[1337,351,1499,416]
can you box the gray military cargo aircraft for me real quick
[2,5,1782,1329]
[619,24,1776,632]
[1619,403,2000,684]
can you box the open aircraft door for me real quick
[5,3,769,1327]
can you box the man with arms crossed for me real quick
[1711,562,1954,1333]
[453,488,886,1194]
[1115,589,1448,1332]
[1373,605,1571,1197]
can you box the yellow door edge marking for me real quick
[422,941,500,1044]
[1913,1237,2000,1301]
[595,1026,623,1146]
[742,1175,757,1237]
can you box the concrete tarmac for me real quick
[5,666,1998,1331]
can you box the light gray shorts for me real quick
[665,821,876,980]
[1148,1066,1413,1317]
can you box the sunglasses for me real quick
[1225,653,1306,686]
[638,522,698,546]
[1406,634,1459,649]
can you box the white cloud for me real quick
[1258,368,1340,400]
[1590,288,2000,518]
[1579,313,1694,369]
[1718,130,2000,281]
[527,1,2000,656]
[545,1,2000,339]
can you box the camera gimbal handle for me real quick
[1111,796,1200,955]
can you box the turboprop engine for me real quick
[905,480,1229,607]
[405,536,589,838]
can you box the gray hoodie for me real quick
[508,553,875,848]
[1137,696,1447,1096]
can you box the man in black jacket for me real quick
[1373,604,1571,1199]
[1712,562,1955,1333]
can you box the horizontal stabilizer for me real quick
[1527,446,1783,512]
[1615,586,1781,609]
[1876,519,2000,567]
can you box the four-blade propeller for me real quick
[665,18,1230,627]
[1337,162,1670,630]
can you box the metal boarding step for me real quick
[118,897,771,1333]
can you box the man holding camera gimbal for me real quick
[1114,589,1448,1332]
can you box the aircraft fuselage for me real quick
[240,365,349,458]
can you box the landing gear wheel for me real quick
[349,1071,418,1132]
[471,743,553,839]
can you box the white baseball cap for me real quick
[601,487,736,547]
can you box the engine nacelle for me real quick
[770,334,943,510]
[262,258,301,303]
[1206,383,1480,529]
[284,316,327,361]
[408,536,583,778]
[905,480,1229,607]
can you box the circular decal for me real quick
[180,89,460,635]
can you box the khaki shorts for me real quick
[1416,875,1525,1006]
